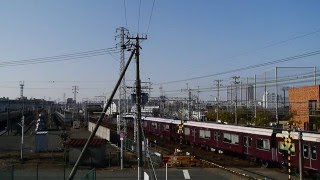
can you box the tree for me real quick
[253,109,275,127]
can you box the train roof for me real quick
[144,117,273,136]
[276,131,320,142]
[185,121,273,136]
[144,117,180,124]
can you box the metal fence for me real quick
[0,164,95,180]
[81,168,96,180]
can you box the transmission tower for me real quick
[72,86,79,103]
[19,81,24,99]
[116,27,129,135]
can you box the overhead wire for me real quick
[162,72,320,93]
[123,0,128,28]
[154,49,320,85]
[221,28,320,61]
[0,48,120,67]
[146,0,156,35]
[137,0,142,33]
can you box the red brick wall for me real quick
[288,85,320,130]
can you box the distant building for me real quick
[289,85,320,131]
[261,91,284,109]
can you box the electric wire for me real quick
[123,0,128,28]
[222,28,320,61]
[162,72,320,93]
[146,0,156,35]
[0,48,120,67]
[138,0,142,33]
[155,49,320,85]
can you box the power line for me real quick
[0,48,119,67]
[123,0,128,28]
[154,49,320,85]
[162,72,320,94]
[138,0,142,33]
[218,28,320,62]
[146,0,156,35]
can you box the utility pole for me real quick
[197,86,200,121]
[128,34,147,180]
[298,131,303,180]
[20,116,25,162]
[215,80,222,121]
[68,42,136,180]
[246,77,249,108]
[282,87,290,107]
[275,67,279,124]
[254,75,257,119]
[314,66,317,86]
[7,99,10,135]
[181,84,192,121]
[232,76,240,125]
[72,85,79,122]
[116,27,129,170]
[240,81,243,106]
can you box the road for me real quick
[8,167,243,180]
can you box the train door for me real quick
[303,143,318,170]
[271,133,277,161]
[243,135,251,155]
[213,130,220,148]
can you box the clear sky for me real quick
[0,0,319,101]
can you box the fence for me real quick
[0,164,95,180]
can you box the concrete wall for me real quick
[69,146,106,167]
[0,132,62,152]
[88,122,110,141]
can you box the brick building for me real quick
[288,85,320,131]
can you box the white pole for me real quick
[121,138,123,169]
[166,163,168,180]
[21,115,24,161]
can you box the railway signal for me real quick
[281,122,296,180]
[177,123,184,134]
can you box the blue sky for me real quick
[0,0,319,101]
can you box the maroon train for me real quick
[137,116,320,175]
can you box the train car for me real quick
[141,116,320,175]
[276,131,320,175]
[143,117,180,140]
[183,121,276,166]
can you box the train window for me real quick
[256,139,270,150]
[205,130,211,139]
[151,122,157,129]
[144,122,148,127]
[223,133,238,144]
[231,134,239,144]
[311,146,317,160]
[223,133,231,143]
[184,127,190,135]
[163,124,170,131]
[244,136,252,147]
[200,130,210,139]
[303,145,309,158]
